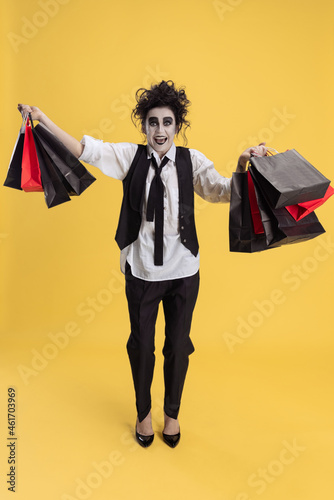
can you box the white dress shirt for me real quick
[78,136,232,281]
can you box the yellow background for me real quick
[1,0,334,499]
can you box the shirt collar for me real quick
[146,142,176,164]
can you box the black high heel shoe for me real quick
[162,429,181,448]
[135,425,154,448]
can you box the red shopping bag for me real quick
[247,170,264,234]
[285,185,334,221]
[21,117,43,192]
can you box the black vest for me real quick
[115,145,199,258]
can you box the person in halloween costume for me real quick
[18,81,267,448]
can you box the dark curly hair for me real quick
[131,80,191,145]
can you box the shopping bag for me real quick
[285,185,334,221]
[34,122,96,195]
[249,166,325,247]
[249,149,330,208]
[247,171,264,234]
[21,117,43,192]
[32,130,71,208]
[3,121,25,190]
[4,114,96,208]
[229,171,275,253]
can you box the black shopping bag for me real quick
[249,150,330,208]
[4,115,96,208]
[249,166,325,247]
[229,171,275,253]
[34,123,96,195]
[33,132,72,208]
[3,121,25,190]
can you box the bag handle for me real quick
[250,146,279,158]
[265,147,279,156]
[28,112,35,129]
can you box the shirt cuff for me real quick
[78,135,103,164]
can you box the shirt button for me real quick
[180,215,184,219]
[183,238,187,243]
[181,226,184,230]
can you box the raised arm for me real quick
[17,104,84,159]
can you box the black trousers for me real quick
[125,262,200,422]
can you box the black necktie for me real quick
[146,154,169,266]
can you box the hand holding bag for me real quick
[5,113,96,208]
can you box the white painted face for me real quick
[143,106,178,158]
